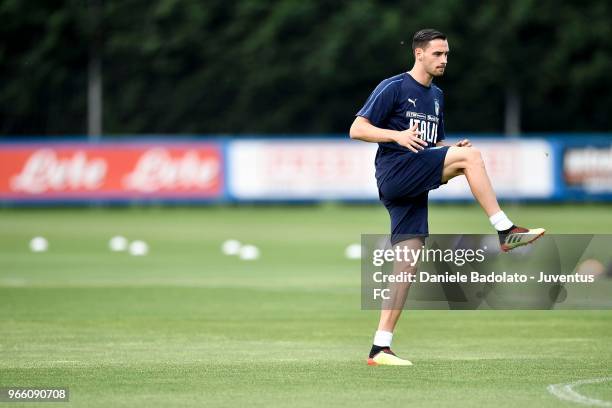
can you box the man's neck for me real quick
[408,66,433,87]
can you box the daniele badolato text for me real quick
[372,270,595,284]
[370,246,595,284]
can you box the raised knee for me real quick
[465,147,483,167]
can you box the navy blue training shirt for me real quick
[356,72,445,151]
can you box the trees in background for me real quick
[1,0,611,135]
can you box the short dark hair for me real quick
[412,29,446,51]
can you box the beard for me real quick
[429,68,445,77]
[427,65,446,77]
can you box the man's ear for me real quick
[414,48,423,61]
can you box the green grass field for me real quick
[1,204,611,407]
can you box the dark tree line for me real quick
[1,0,611,136]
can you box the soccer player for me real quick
[349,29,545,366]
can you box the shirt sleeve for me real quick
[355,79,398,127]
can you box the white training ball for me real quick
[576,259,605,277]
[222,239,241,255]
[29,236,48,252]
[109,235,128,252]
[129,240,149,256]
[345,243,362,260]
[239,245,260,260]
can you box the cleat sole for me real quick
[501,230,546,253]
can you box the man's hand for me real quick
[393,123,428,153]
[455,139,472,147]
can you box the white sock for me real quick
[489,211,513,231]
[373,330,393,347]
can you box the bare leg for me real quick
[376,238,421,332]
[442,146,501,217]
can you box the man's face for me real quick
[416,39,449,77]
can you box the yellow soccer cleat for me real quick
[500,226,546,252]
[367,348,413,366]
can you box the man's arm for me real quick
[349,116,397,143]
[349,116,427,153]
[436,139,472,147]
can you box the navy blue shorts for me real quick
[375,146,450,245]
